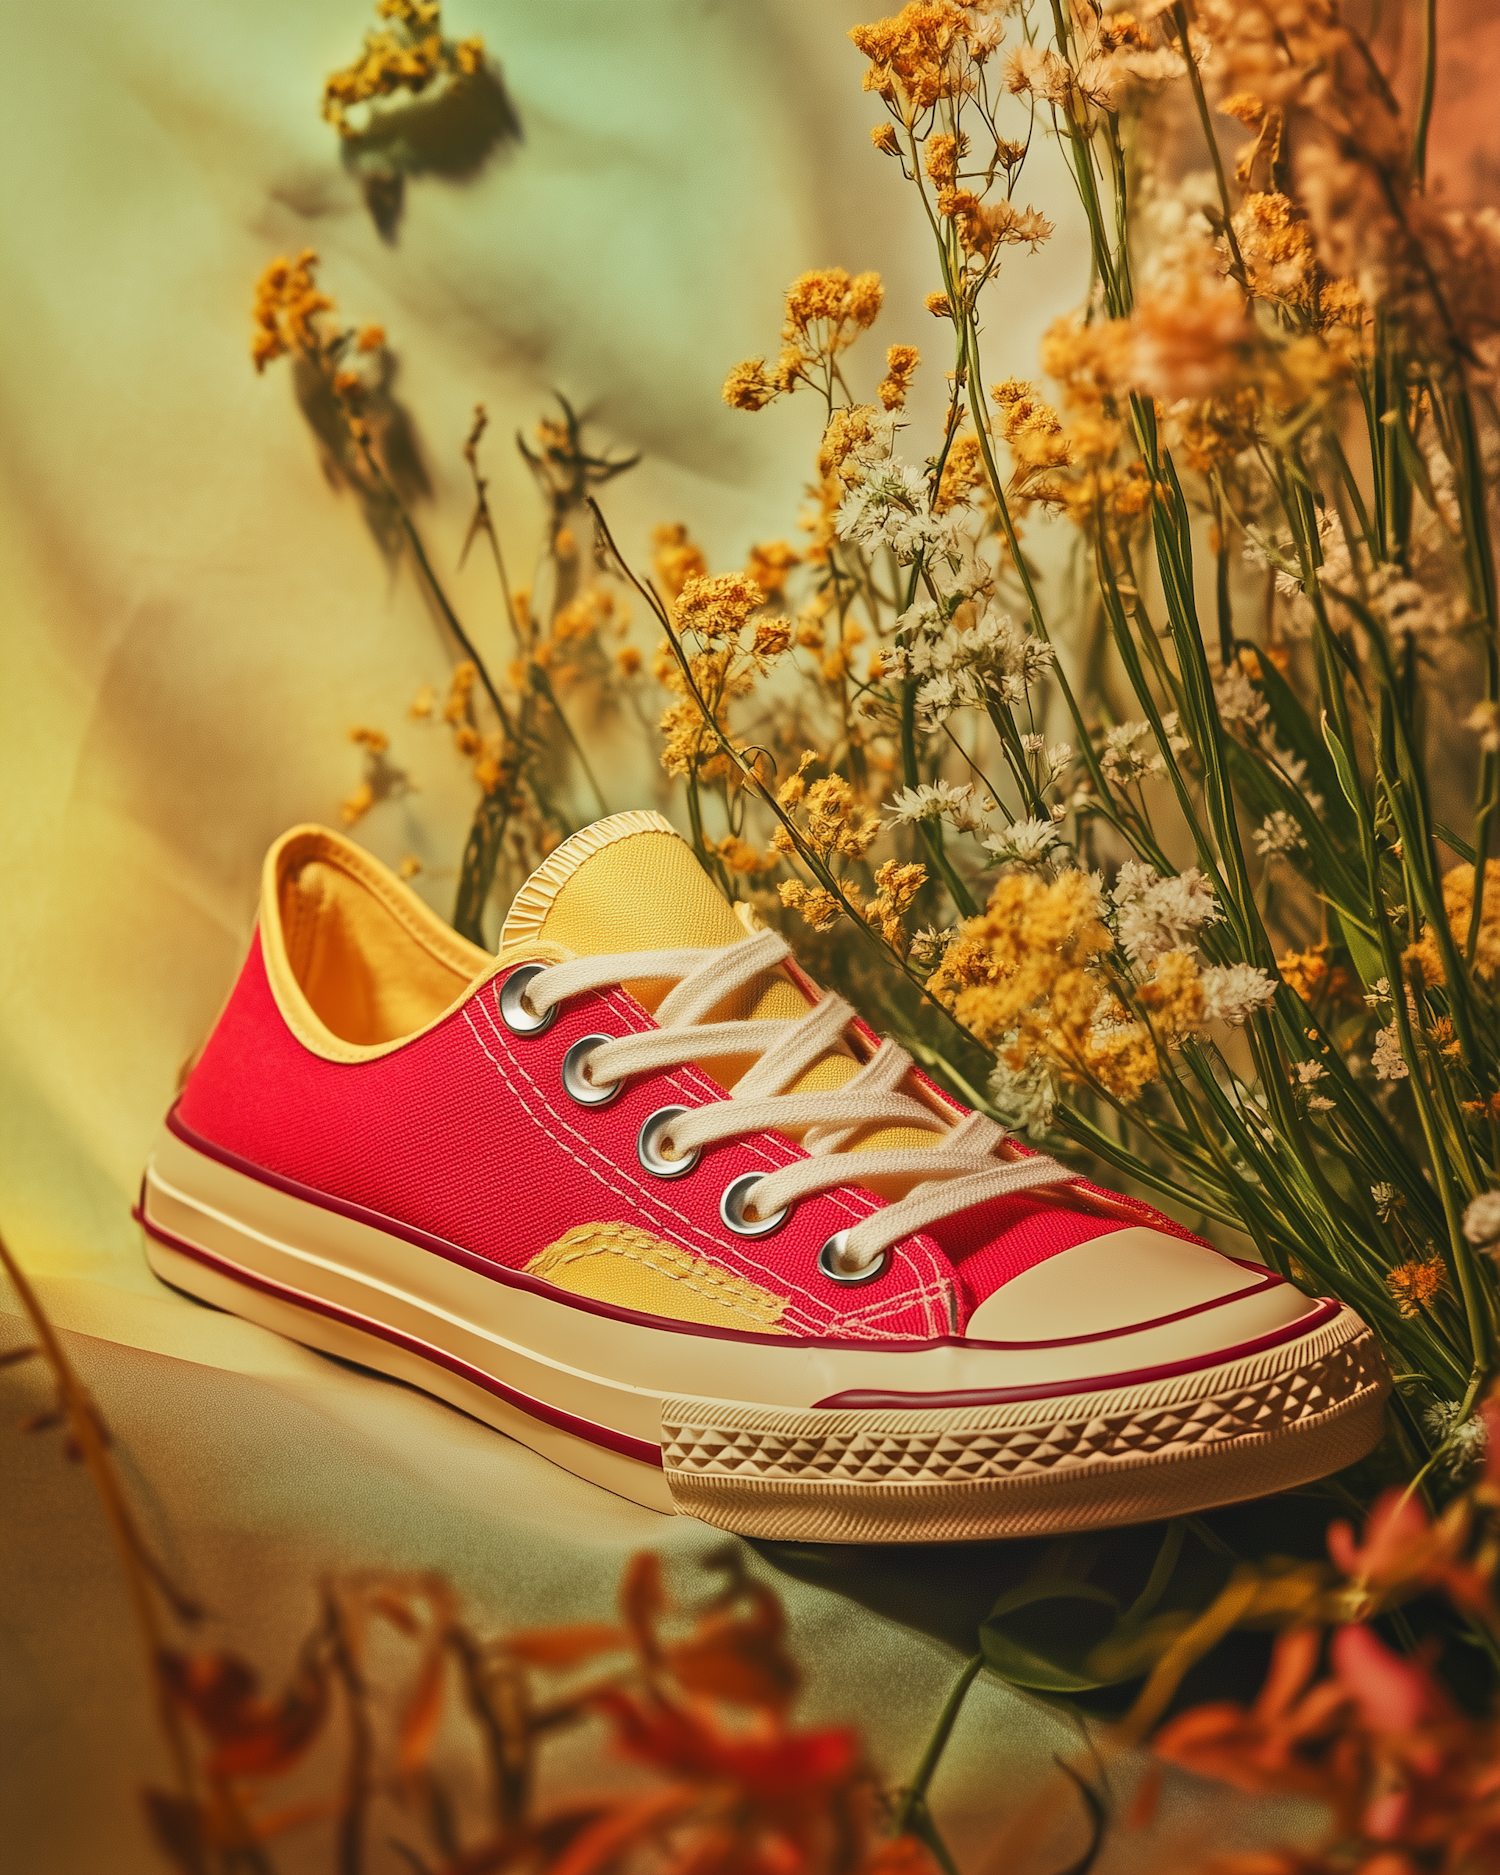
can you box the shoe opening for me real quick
[270,828,492,1046]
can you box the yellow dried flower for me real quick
[752,618,792,659]
[652,524,708,599]
[781,269,885,356]
[250,249,334,372]
[397,853,422,880]
[722,357,780,412]
[849,3,970,112]
[321,1,485,137]
[716,836,769,876]
[927,871,1161,1101]
[1137,949,1206,1041]
[676,572,764,640]
[1219,92,1267,130]
[874,859,927,913]
[924,132,960,188]
[818,404,890,482]
[935,431,985,511]
[1386,1258,1447,1320]
[474,752,508,795]
[779,880,842,932]
[1277,942,1330,1003]
[1404,862,1500,986]
[409,684,436,719]
[617,645,642,677]
[349,725,390,754]
[1234,192,1317,311]
[340,781,375,827]
[939,188,1053,259]
[745,539,800,598]
[924,290,953,319]
[870,122,900,155]
[778,752,816,808]
[877,343,920,411]
[444,661,478,724]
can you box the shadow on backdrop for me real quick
[339,61,522,242]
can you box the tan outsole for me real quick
[663,1307,1389,1541]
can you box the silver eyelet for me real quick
[499,964,557,1035]
[637,1106,700,1179]
[817,1230,888,1285]
[561,1035,621,1107]
[720,1172,788,1239]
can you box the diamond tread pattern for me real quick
[661,1319,1384,1488]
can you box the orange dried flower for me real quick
[877,343,920,410]
[1385,1258,1446,1320]
[250,249,334,372]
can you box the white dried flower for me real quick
[1199,963,1277,1026]
[1295,1060,1328,1084]
[1214,664,1270,730]
[1465,700,1500,754]
[836,460,952,563]
[909,926,956,973]
[1113,864,1221,965]
[884,779,986,833]
[908,603,1053,727]
[987,1046,1058,1138]
[1159,710,1192,756]
[1100,720,1164,786]
[1370,1181,1400,1221]
[982,816,1060,863]
[1423,1400,1490,1476]
[1372,1022,1409,1081]
[1462,1190,1500,1250]
[1254,809,1307,857]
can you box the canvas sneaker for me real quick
[139,813,1388,1541]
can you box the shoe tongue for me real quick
[501,812,933,1153]
[504,811,749,962]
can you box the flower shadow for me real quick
[340,61,522,242]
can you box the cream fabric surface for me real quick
[0,4,1294,1869]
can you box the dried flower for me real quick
[1387,1258,1446,1320]
[1463,1192,1500,1253]
[1372,1023,1409,1082]
[1112,863,1220,966]
[877,343,921,410]
[321,0,486,138]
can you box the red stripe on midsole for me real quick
[136,1201,664,1470]
[811,1297,1345,1410]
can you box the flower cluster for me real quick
[320,0,485,138]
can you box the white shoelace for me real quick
[523,927,1069,1277]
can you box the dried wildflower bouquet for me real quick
[259,5,1500,1498]
[610,0,1500,1496]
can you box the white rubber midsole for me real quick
[139,1126,1381,1530]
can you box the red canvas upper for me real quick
[176,929,1206,1344]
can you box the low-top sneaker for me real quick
[139,812,1389,1541]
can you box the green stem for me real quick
[1172,2,1247,285]
[891,1652,984,1842]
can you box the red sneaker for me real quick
[141,814,1388,1540]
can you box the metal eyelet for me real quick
[637,1106,700,1179]
[499,964,557,1035]
[817,1230,888,1285]
[720,1172,788,1239]
[561,1035,621,1107]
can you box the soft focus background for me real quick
[14,0,1484,1867]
